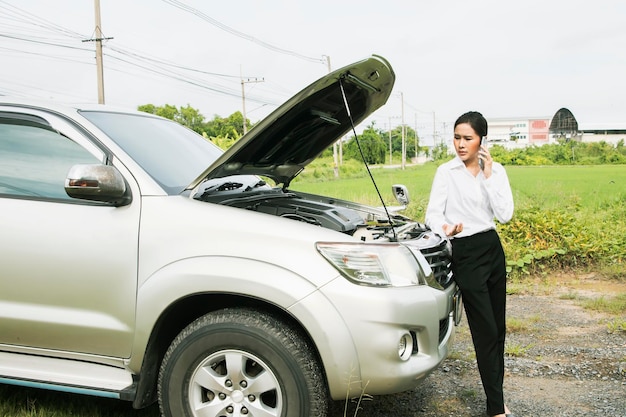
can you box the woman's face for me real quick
[453,122,481,165]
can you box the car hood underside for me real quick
[187,55,395,190]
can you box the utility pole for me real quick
[83,0,112,104]
[339,135,343,165]
[388,115,402,166]
[433,111,436,148]
[94,0,106,104]
[401,92,406,170]
[388,117,393,165]
[414,113,418,160]
[442,122,447,147]
[240,72,264,134]
[323,55,341,178]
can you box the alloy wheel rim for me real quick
[188,349,282,416]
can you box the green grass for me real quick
[504,342,534,357]
[292,162,626,214]
[293,163,436,206]
[558,291,626,333]
[505,165,626,211]
[606,318,626,334]
[580,293,626,315]
[506,316,541,333]
[0,385,159,416]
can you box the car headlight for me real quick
[316,242,426,287]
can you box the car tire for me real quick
[157,307,329,417]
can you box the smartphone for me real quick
[478,137,485,170]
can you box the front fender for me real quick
[128,255,362,405]
[129,256,320,370]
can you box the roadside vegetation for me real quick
[291,158,626,282]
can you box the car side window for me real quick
[0,116,101,200]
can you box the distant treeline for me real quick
[487,140,626,165]
[137,103,625,166]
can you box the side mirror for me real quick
[65,164,131,206]
[392,184,409,206]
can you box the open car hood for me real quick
[187,55,395,190]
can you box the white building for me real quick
[487,116,551,149]
[485,108,626,149]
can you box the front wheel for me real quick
[158,308,329,417]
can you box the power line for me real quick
[0,0,85,39]
[103,46,290,104]
[0,45,93,66]
[161,0,325,65]
[106,45,244,79]
[0,0,292,113]
[1,27,283,107]
[104,54,244,100]
[0,33,92,52]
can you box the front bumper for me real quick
[309,277,458,399]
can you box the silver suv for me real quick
[0,55,459,417]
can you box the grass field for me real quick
[505,165,625,211]
[291,164,626,217]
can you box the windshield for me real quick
[80,110,223,194]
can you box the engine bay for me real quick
[194,176,453,288]
[196,176,431,243]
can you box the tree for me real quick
[343,123,387,164]
[431,142,451,161]
[137,103,205,135]
[383,125,421,163]
[204,111,251,140]
[137,104,253,150]
[177,105,205,133]
[137,104,156,114]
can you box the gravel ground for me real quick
[328,274,626,417]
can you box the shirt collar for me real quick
[449,155,465,169]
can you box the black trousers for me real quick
[451,229,506,416]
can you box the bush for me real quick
[486,141,626,166]
[499,203,625,279]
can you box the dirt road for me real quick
[329,274,626,417]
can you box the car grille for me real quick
[420,240,454,289]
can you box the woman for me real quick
[425,111,515,417]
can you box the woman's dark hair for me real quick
[454,111,488,138]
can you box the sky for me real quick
[1,0,625,145]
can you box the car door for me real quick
[0,107,139,358]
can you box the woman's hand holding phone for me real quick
[478,137,494,178]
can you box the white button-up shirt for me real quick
[425,156,514,239]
